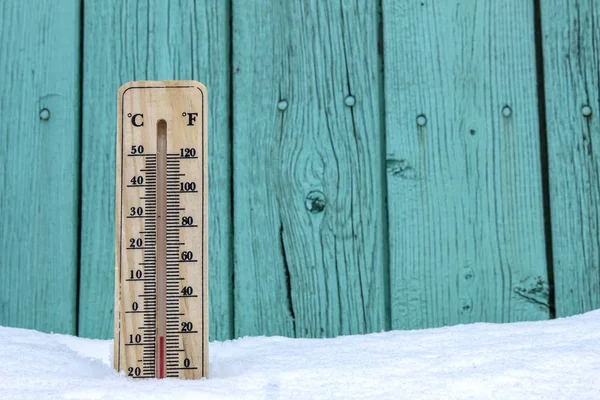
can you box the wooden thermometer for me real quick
[114,81,208,379]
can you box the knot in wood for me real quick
[305,190,326,213]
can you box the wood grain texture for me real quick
[383,1,550,329]
[80,0,232,340]
[541,0,600,316]
[233,0,387,338]
[0,0,81,334]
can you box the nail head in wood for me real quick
[582,105,592,117]
[344,95,355,107]
[39,108,50,120]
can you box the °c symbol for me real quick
[130,113,144,127]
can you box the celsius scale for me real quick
[113,81,208,379]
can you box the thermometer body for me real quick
[114,81,208,379]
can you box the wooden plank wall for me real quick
[0,0,81,335]
[382,1,550,329]
[232,0,388,338]
[1,0,599,340]
[541,0,600,317]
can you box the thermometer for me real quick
[114,81,208,379]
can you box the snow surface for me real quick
[2,311,600,399]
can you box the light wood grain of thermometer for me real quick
[114,80,208,379]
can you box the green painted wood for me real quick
[541,0,600,317]
[382,1,550,330]
[79,0,233,340]
[233,0,387,338]
[0,0,81,334]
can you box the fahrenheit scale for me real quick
[114,81,208,379]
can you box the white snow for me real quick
[2,311,600,399]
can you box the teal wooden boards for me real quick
[541,0,600,316]
[79,0,232,340]
[382,1,550,329]
[4,0,599,340]
[232,0,388,338]
[0,1,81,334]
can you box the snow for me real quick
[2,311,600,399]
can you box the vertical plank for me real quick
[233,0,387,338]
[383,1,550,329]
[0,0,81,334]
[541,0,600,316]
[79,0,233,340]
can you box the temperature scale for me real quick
[114,81,208,379]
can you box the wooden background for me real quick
[1,0,598,341]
